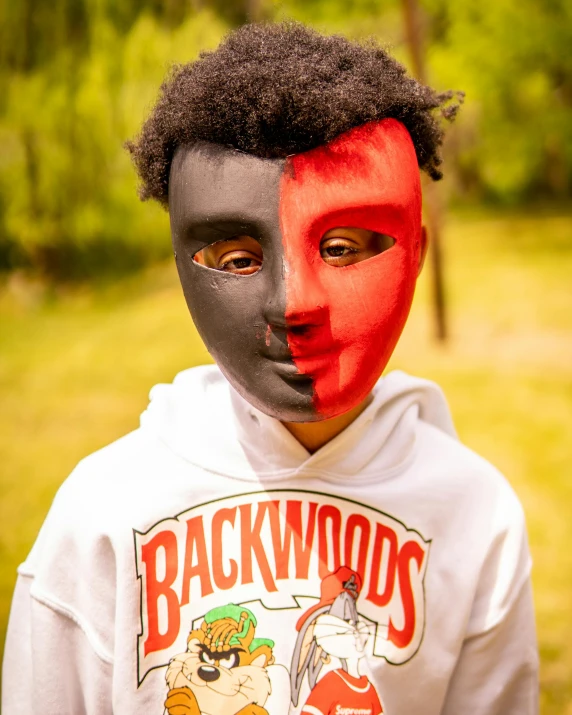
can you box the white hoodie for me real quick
[2,366,538,715]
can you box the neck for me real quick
[344,659,361,679]
[282,394,372,454]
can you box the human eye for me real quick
[219,251,262,275]
[320,227,395,267]
[320,239,359,264]
[193,235,263,276]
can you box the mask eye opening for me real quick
[193,235,263,277]
[320,227,395,268]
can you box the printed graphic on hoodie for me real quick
[133,489,430,714]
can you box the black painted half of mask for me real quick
[169,142,316,422]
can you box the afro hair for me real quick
[127,22,462,205]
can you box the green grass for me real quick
[1,210,571,711]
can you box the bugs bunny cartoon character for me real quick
[290,566,384,714]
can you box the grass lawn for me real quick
[1,210,571,711]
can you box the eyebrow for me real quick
[199,644,245,659]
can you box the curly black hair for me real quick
[127,22,462,205]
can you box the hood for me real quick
[140,364,457,482]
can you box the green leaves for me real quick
[0,9,226,279]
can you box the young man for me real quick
[3,22,538,715]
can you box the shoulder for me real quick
[48,363,228,505]
[402,404,533,637]
[391,376,530,570]
[43,427,168,521]
[375,370,523,519]
[416,419,531,616]
[21,365,237,569]
[19,433,166,578]
[417,417,526,527]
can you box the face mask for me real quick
[169,119,422,422]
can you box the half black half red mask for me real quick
[169,119,423,422]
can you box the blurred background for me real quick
[0,0,570,710]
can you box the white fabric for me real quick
[2,365,538,714]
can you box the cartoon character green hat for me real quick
[203,604,274,652]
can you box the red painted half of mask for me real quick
[279,119,422,419]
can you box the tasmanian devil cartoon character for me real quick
[165,604,275,715]
[290,566,384,715]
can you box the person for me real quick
[2,21,538,715]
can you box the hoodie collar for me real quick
[141,364,456,482]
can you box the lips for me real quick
[288,332,339,367]
[262,335,337,385]
[262,325,338,364]
[263,348,335,367]
[262,337,338,368]
[263,349,292,362]
[289,353,337,377]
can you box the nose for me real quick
[284,259,329,329]
[263,258,288,330]
[262,255,329,332]
[197,665,220,682]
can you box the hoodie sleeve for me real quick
[441,491,539,715]
[2,573,114,715]
[2,461,117,715]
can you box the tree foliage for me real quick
[0,0,569,279]
[425,0,572,202]
[0,1,227,277]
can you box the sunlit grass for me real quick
[1,210,571,712]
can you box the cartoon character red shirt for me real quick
[301,669,383,715]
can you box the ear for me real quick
[251,652,268,668]
[249,644,274,667]
[418,225,429,276]
[187,633,204,650]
